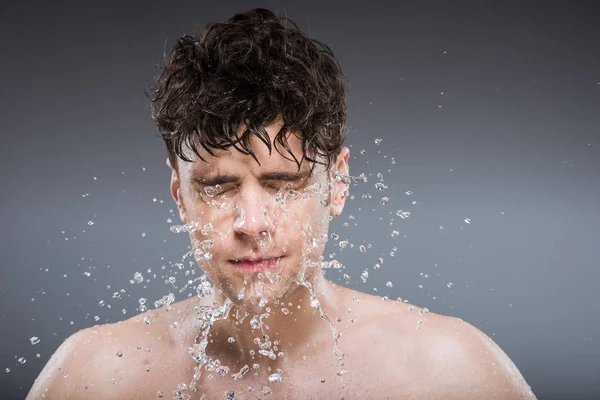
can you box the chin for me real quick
[223,279,302,312]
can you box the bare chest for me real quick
[134,348,426,400]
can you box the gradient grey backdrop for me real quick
[1,1,599,399]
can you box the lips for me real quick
[230,257,282,271]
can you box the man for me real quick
[27,8,535,399]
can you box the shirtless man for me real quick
[27,8,536,400]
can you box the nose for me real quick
[233,186,274,238]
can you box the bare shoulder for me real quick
[343,291,535,399]
[26,305,185,400]
[421,314,537,399]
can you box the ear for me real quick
[330,147,350,217]
[167,157,187,223]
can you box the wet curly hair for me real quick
[150,8,348,172]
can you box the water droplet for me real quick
[359,245,366,253]
[17,357,26,364]
[391,230,399,238]
[374,138,383,145]
[380,197,389,205]
[281,308,289,315]
[30,336,40,345]
[386,281,393,288]
[116,351,123,357]
[87,221,94,226]
[268,373,282,383]
[374,182,387,191]
[133,272,144,283]
[310,298,320,308]
[228,337,236,343]
[464,218,471,224]
[216,365,230,376]
[157,390,164,397]
[262,386,272,395]
[250,316,261,330]
[361,270,369,283]
[447,282,454,288]
[258,298,268,308]
[360,149,366,155]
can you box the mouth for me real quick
[230,257,282,272]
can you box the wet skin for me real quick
[27,120,536,399]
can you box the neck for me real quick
[206,273,343,372]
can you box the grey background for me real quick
[1,1,599,399]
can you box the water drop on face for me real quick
[116,351,123,357]
[262,386,272,395]
[258,298,268,308]
[268,373,282,383]
[228,337,236,343]
[156,390,164,397]
[250,316,261,330]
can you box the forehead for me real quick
[178,122,318,178]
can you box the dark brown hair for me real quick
[150,8,347,171]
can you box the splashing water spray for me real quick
[166,170,366,397]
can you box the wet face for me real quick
[169,119,349,313]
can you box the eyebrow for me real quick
[191,171,311,187]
